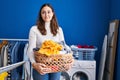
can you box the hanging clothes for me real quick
[0,39,31,80]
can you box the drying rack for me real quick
[0,61,25,74]
[0,38,28,74]
[0,38,28,41]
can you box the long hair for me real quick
[37,3,59,36]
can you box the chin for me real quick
[46,20,50,22]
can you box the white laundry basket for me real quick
[71,47,97,60]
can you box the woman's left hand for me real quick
[65,59,74,70]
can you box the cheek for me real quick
[41,15,47,21]
[41,14,45,18]
[50,14,54,19]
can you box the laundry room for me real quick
[0,0,120,80]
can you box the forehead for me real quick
[41,6,52,11]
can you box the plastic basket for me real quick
[71,47,97,60]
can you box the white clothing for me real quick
[27,22,65,63]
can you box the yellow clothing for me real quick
[0,72,8,80]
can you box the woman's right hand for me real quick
[32,62,51,75]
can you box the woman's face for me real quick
[41,6,54,22]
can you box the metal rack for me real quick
[0,38,28,74]
[0,38,28,41]
[0,61,25,74]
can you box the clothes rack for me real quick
[0,38,28,41]
[0,38,28,74]
[0,61,25,74]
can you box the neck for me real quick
[45,22,50,26]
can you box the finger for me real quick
[39,63,46,67]
[37,69,43,75]
[43,68,51,72]
[38,68,46,75]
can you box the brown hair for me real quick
[37,3,59,36]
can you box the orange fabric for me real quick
[0,40,8,53]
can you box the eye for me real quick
[41,11,46,14]
[48,10,51,14]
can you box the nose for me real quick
[45,12,48,16]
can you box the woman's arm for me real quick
[27,27,36,64]
[27,26,51,74]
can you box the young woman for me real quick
[27,3,71,80]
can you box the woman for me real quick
[27,3,71,80]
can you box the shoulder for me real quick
[30,25,37,30]
[30,25,38,31]
[58,26,63,31]
[58,26,63,32]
